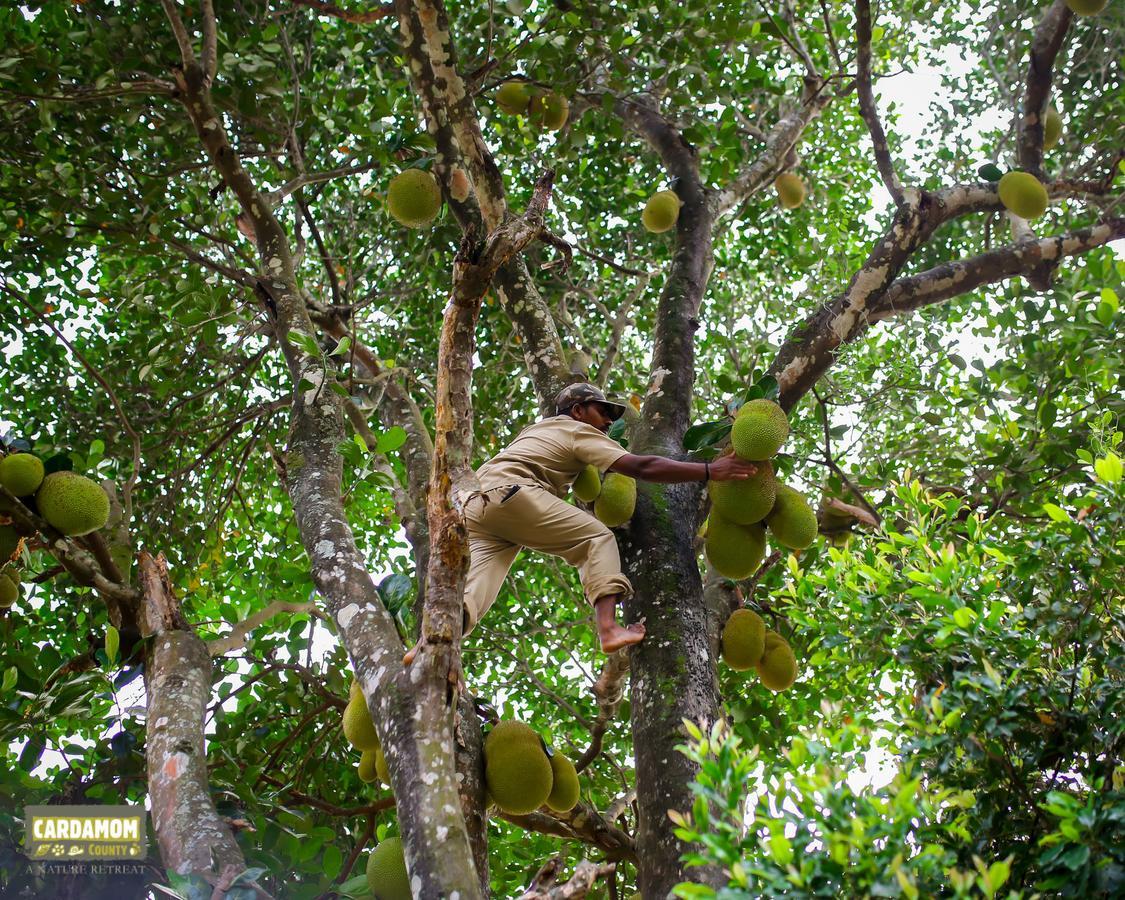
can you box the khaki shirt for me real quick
[476,416,628,498]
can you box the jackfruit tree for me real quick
[0,1,1122,899]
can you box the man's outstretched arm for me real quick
[609,453,757,483]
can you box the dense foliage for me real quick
[0,0,1121,897]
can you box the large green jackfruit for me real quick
[705,515,766,579]
[998,171,1048,220]
[0,453,44,497]
[546,752,580,812]
[366,836,411,900]
[709,461,776,525]
[343,696,380,751]
[732,399,789,460]
[594,473,636,528]
[765,484,818,550]
[642,190,682,233]
[496,81,532,114]
[35,472,110,536]
[528,91,569,130]
[484,720,554,815]
[757,632,797,691]
[573,464,602,503]
[721,608,766,670]
[387,169,441,228]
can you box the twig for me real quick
[207,600,320,657]
[855,0,904,205]
[282,0,394,22]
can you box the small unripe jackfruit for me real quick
[343,696,380,751]
[709,461,777,525]
[757,632,797,691]
[705,515,766,579]
[529,91,569,130]
[0,454,44,497]
[998,171,1048,221]
[594,473,636,528]
[376,746,389,785]
[642,190,682,233]
[732,399,789,460]
[766,484,818,550]
[721,608,766,670]
[1042,105,1062,150]
[484,720,553,814]
[496,81,532,114]
[35,471,110,536]
[387,169,441,229]
[546,751,580,811]
[358,748,380,784]
[366,836,411,900]
[573,464,602,503]
[1,565,19,586]
[1066,0,1106,15]
[774,173,806,209]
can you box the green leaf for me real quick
[330,336,352,356]
[322,844,343,881]
[105,625,119,666]
[683,419,731,451]
[978,163,1004,182]
[375,426,408,454]
[2,667,17,692]
[1041,502,1069,523]
[1094,452,1122,484]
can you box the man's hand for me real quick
[708,455,758,481]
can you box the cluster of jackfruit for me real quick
[574,465,637,529]
[1,453,110,537]
[703,400,817,579]
[344,678,390,787]
[483,719,580,816]
[720,608,798,691]
[495,81,570,131]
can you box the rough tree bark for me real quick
[139,551,248,889]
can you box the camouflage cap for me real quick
[554,383,628,419]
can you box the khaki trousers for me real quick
[461,485,633,633]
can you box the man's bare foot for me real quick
[403,640,420,666]
[599,622,646,654]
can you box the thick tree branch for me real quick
[286,0,394,23]
[520,860,616,899]
[872,218,1125,322]
[140,551,251,891]
[855,0,904,205]
[500,802,637,864]
[1018,0,1073,178]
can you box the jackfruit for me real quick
[529,91,569,130]
[496,81,532,114]
[766,484,818,550]
[546,751,580,811]
[358,749,380,784]
[387,169,441,229]
[1066,0,1106,14]
[35,472,110,536]
[998,171,1048,221]
[774,172,806,209]
[350,678,363,700]
[343,696,380,751]
[376,746,389,785]
[594,473,636,528]
[0,525,18,563]
[0,574,16,608]
[0,453,44,497]
[721,608,766,670]
[366,836,411,900]
[484,720,554,814]
[449,168,472,203]
[705,515,766,579]
[573,464,602,503]
[732,399,789,460]
[1042,105,1062,150]
[642,190,682,233]
[1,565,19,586]
[709,461,777,525]
[757,633,797,691]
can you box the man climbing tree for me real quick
[405,382,759,662]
